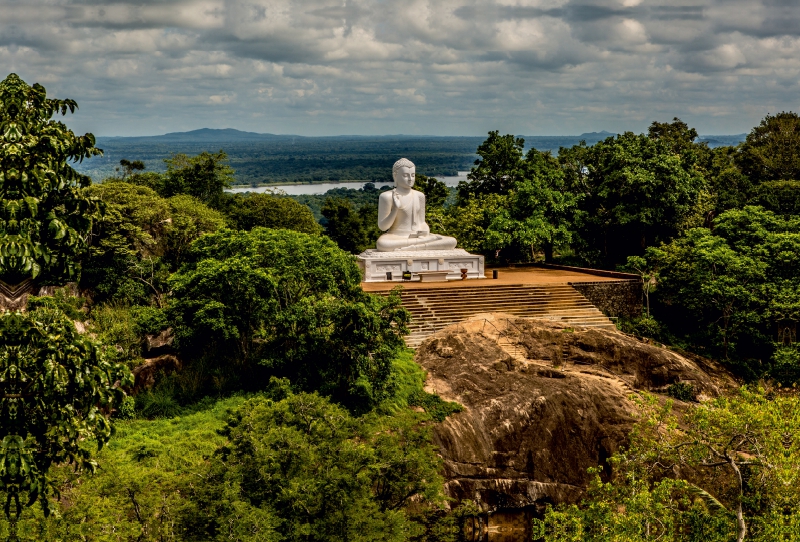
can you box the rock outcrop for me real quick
[132,354,181,393]
[415,314,737,539]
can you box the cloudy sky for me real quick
[2,0,799,136]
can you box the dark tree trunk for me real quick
[543,243,554,263]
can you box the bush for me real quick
[666,382,695,402]
[135,386,182,419]
[769,345,800,385]
[131,305,169,336]
[26,286,86,321]
[180,384,447,542]
[89,304,143,368]
[408,391,464,422]
[168,228,409,411]
[617,314,663,341]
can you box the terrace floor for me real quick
[361,265,626,292]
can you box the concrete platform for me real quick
[361,265,623,292]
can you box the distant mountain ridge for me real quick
[100,128,291,143]
[577,130,616,139]
[97,127,744,146]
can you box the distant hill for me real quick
[697,134,747,147]
[578,130,616,139]
[101,128,293,143]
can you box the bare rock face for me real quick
[132,355,181,393]
[144,328,175,357]
[415,315,737,521]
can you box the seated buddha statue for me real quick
[375,158,458,252]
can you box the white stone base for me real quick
[357,249,485,282]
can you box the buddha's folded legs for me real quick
[376,233,458,252]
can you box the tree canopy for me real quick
[222,192,321,235]
[737,112,800,183]
[457,131,525,199]
[0,308,130,533]
[0,74,102,285]
[168,228,409,411]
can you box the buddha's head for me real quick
[392,158,415,190]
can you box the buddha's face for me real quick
[393,165,415,189]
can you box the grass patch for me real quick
[3,395,250,540]
[377,348,463,422]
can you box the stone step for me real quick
[406,304,603,316]
[386,283,617,347]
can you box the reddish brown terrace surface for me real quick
[360,266,627,292]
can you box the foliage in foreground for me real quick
[0,361,472,542]
[183,380,447,541]
[0,73,101,285]
[0,308,131,534]
[536,388,800,541]
[168,227,410,412]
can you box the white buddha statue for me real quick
[376,158,458,252]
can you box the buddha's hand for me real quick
[391,189,402,208]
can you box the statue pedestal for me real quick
[357,249,485,282]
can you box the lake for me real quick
[227,173,469,195]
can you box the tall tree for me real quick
[0,306,130,537]
[485,148,579,262]
[737,111,800,183]
[168,228,409,411]
[562,131,706,267]
[0,73,101,287]
[650,206,800,370]
[321,197,381,254]
[414,174,449,208]
[457,131,525,200]
[161,151,235,208]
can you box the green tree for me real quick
[164,194,227,267]
[457,131,525,200]
[82,182,172,305]
[160,151,234,207]
[222,192,321,234]
[736,112,800,183]
[485,148,578,262]
[649,206,800,372]
[414,174,449,208]
[0,308,131,537]
[116,159,144,180]
[168,228,409,410]
[536,389,800,542]
[0,74,101,286]
[83,183,225,305]
[562,130,706,267]
[751,180,800,217]
[621,255,655,317]
[426,194,507,256]
[182,385,446,542]
[321,197,381,254]
[704,145,754,217]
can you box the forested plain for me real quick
[73,129,745,186]
[0,71,798,541]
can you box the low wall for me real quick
[521,262,641,281]
[569,280,642,319]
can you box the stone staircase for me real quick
[388,283,617,347]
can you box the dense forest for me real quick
[0,71,798,541]
[72,129,745,186]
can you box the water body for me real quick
[228,173,470,195]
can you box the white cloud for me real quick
[2,0,799,136]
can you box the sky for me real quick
[2,0,799,137]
